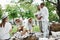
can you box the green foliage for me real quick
[33,25,40,32]
[25,10,34,18]
[49,12,59,22]
[5,0,37,19]
[6,5,12,12]
[20,1,37,18]
[45,2,55,12]
[6,5,19,19]
[9,10,18,19]
[25,0,33,3]
[0,5,3,19]
[45,1,59,22]
[19,0,33,4]
[19,0,24,2]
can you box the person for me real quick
[22,18,34,33]
[27,18,34,33]
[35,5,43,32]
[15,19,23,31]
[0,13,12,40]
[39,3,49,38]
[11,25,28,40]
[22,18,28,31]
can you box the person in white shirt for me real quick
[11,25,28,40]
[22,18,28,31]
[35,5,43,32]
[0,13,12,40]
[15,19,23,31]
[22,18,34,33]
[27,18,34,33]
[39,3,49,38]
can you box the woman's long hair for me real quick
[0,17,7,27]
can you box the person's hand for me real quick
[37,16,42,20]
[21,29,27,35]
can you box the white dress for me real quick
[0,22,12,40]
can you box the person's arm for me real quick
[37,16,43,20]
[36,11,43,20]
[9,28,12,32]
[8,23,12,34]
[21,29,27,35]
[9,24,12,32]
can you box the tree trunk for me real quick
[59,17,60,22]
[57,0,60,22]
[47,0,57,5]
[47,0,60,22]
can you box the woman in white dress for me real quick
[0,14,12,40]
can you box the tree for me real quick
[6,5,19,24]
[57,0,60,22]
[18,0,24,2]
[25,10,34,18]
[19,0,37,19]
[0,5,3,19]
[45,1,59,22]
[47,0,60,22]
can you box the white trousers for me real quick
[42,21,49,37]
[39,21,49,37]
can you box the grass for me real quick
[12,25,17,33]
[33,25,40,32]
[10,25,40,36]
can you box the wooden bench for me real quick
[50,23,60,32]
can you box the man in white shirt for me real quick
[39,3,49,38]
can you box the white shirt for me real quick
[0,22,12,39]
[22,18,28,30]
[15,20,23,28]
[28,23,32,30]
[35,11,41,18]
[13,31,29,38]
[23,19,34,30]
[27,19,34,30]
[40,6,49,21]
[35,11,41,21]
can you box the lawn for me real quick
[10,25,40,36]
[33,25,40,32]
